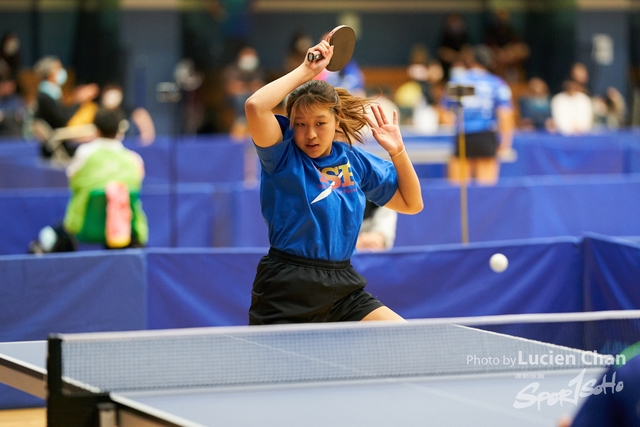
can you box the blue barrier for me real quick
[0,183,222,255]
[0,137,247,189]
[1,234,639,409]
[0,156,67,188]
[395,174,640,246]
[0,251,147,342]
[3,131,640,189]
[583,233,640,311]
[127,136,247,185]
[4,175,640,255]
[146,248,263,329]
[0,250,147,409]
[0,234,636,338]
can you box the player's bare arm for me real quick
[366,105,423,215]
[245,41,333,148]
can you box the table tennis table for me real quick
[0,318,608,427]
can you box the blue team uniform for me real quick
[249,115,399,324]
[323,60,365,94]
[442,68,513,133]
[256,115,398,261]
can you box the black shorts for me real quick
[453,130,498,158]
[248,248,384,325]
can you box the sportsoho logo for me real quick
[466,350,627,410]
[512,351,626,410]
[513,368,623,410]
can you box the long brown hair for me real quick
[285,80,370,146]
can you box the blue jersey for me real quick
[256,115,398,261]
[323,60,365,94]
[442,68,513,134]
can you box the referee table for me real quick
[2,312,635,427]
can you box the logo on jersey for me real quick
[311,163,355,204]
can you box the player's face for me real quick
[292,107,338,158]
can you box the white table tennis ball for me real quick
[490,253,509,273]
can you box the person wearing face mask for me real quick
[67,83,156,145]
[33,55,99,157]
[223,46,265,139]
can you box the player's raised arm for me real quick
[245,41,333,148]
[366,105,423,215]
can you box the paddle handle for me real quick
[307,52,322,62]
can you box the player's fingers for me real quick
[365,114,379,131]
[392,110,398,126]
[371,105,384,126]
[375,105,390,125]
[326,44,334,61]
[318,40,330,57]
[307,40,331,63]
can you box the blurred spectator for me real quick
[284,31,313,74]
[28,108,148,254]
[67,83,156,145]
[33,55,99,156]
[593,86,626,129]
[223,46,265,139]
[441,45,514,185]
[174,58,205,135]
[551,79,594,135]
[394,44,443,131]
[518,77,554,132]
[570,62,590,94]
[0,32,20,78]
[0,59,27,138]
[438,13,470,80]
[356,200,398,252]
[483,9,530,83]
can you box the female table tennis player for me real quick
[244,39,423,325]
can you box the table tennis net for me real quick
[56,311,640,393]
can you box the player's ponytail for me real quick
[286,80,370,147]
[334,87,370,146]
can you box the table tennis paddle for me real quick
[307,25,356,72]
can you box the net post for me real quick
[457,103,469,245]
[98,402,117,427]
[47,334,63,396]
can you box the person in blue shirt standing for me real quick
[244,38,423,325]
[442,45,514,185]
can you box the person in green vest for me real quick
[29,107,148,253]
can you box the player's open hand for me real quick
[305,40,333,74]
[366,105,404,157]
